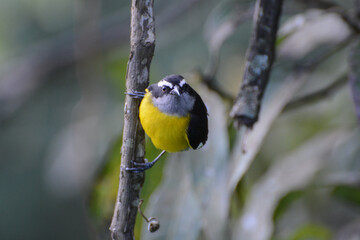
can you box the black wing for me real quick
[186,88,208,149]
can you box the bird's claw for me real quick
[132,159,148,167]
[123,159,150,172]
[124,151,166,172]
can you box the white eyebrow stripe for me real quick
[158,80,173,88]
[179,79,186,87]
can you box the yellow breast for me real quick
[139,92,190,152]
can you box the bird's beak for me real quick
[171,86,180,96]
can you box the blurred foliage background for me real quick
[1,0,360,239]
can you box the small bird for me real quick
[126,74,208,171]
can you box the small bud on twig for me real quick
[138,199,160,233]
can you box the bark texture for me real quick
[110,0,155,239]
[230,0,283,128]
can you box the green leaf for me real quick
[289,224,332,240]
[273,190,304,222]
[332,185,360,206]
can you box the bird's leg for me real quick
[125,91,145,99]
[126,150,166,172]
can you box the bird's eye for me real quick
[162,87,166,92]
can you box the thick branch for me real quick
[230,0,284,128]
[228,35,355,194]
[109,0,155,239]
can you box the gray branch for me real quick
[283,74,348,112]
[349,39,360,125]
[230,0,283,128]
[109,0,155,239]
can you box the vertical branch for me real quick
[110,0,155,239]
[349,0,360,125]
[230,0,283,128]
[354,0,360,18]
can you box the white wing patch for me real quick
[179,79,186,88]
[158,80,173,88]
[196,142,204,149]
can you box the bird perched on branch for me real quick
[126,74,208,171]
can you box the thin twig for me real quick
[329,7,360,33]
[109,0,155,239]
[205,5,254,78]
[295,0,339,9]
[295,34,356,72]
[199,4,253,101]
[196,71,234,101]
[297,0,360,33]
[281,35,356,112]
[137,200,149,222]
[137,199,160,232]
[283,74,348,112]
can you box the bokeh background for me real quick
[1,0,360,239]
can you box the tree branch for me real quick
[349,38,360,125]
[228,35,355,196]
[198,5,254,101]
[230,0,284,128]
[348,0,360,125]
[109,0,155,239]
[205,5,254,78]
[296,0,360,33]
[282,34,356,111]
[283,74,348,112]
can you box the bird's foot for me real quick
[125,159,155,172]
[124,150,166,172]
[125,91,145,99]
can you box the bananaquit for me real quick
[126,74,208,171]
